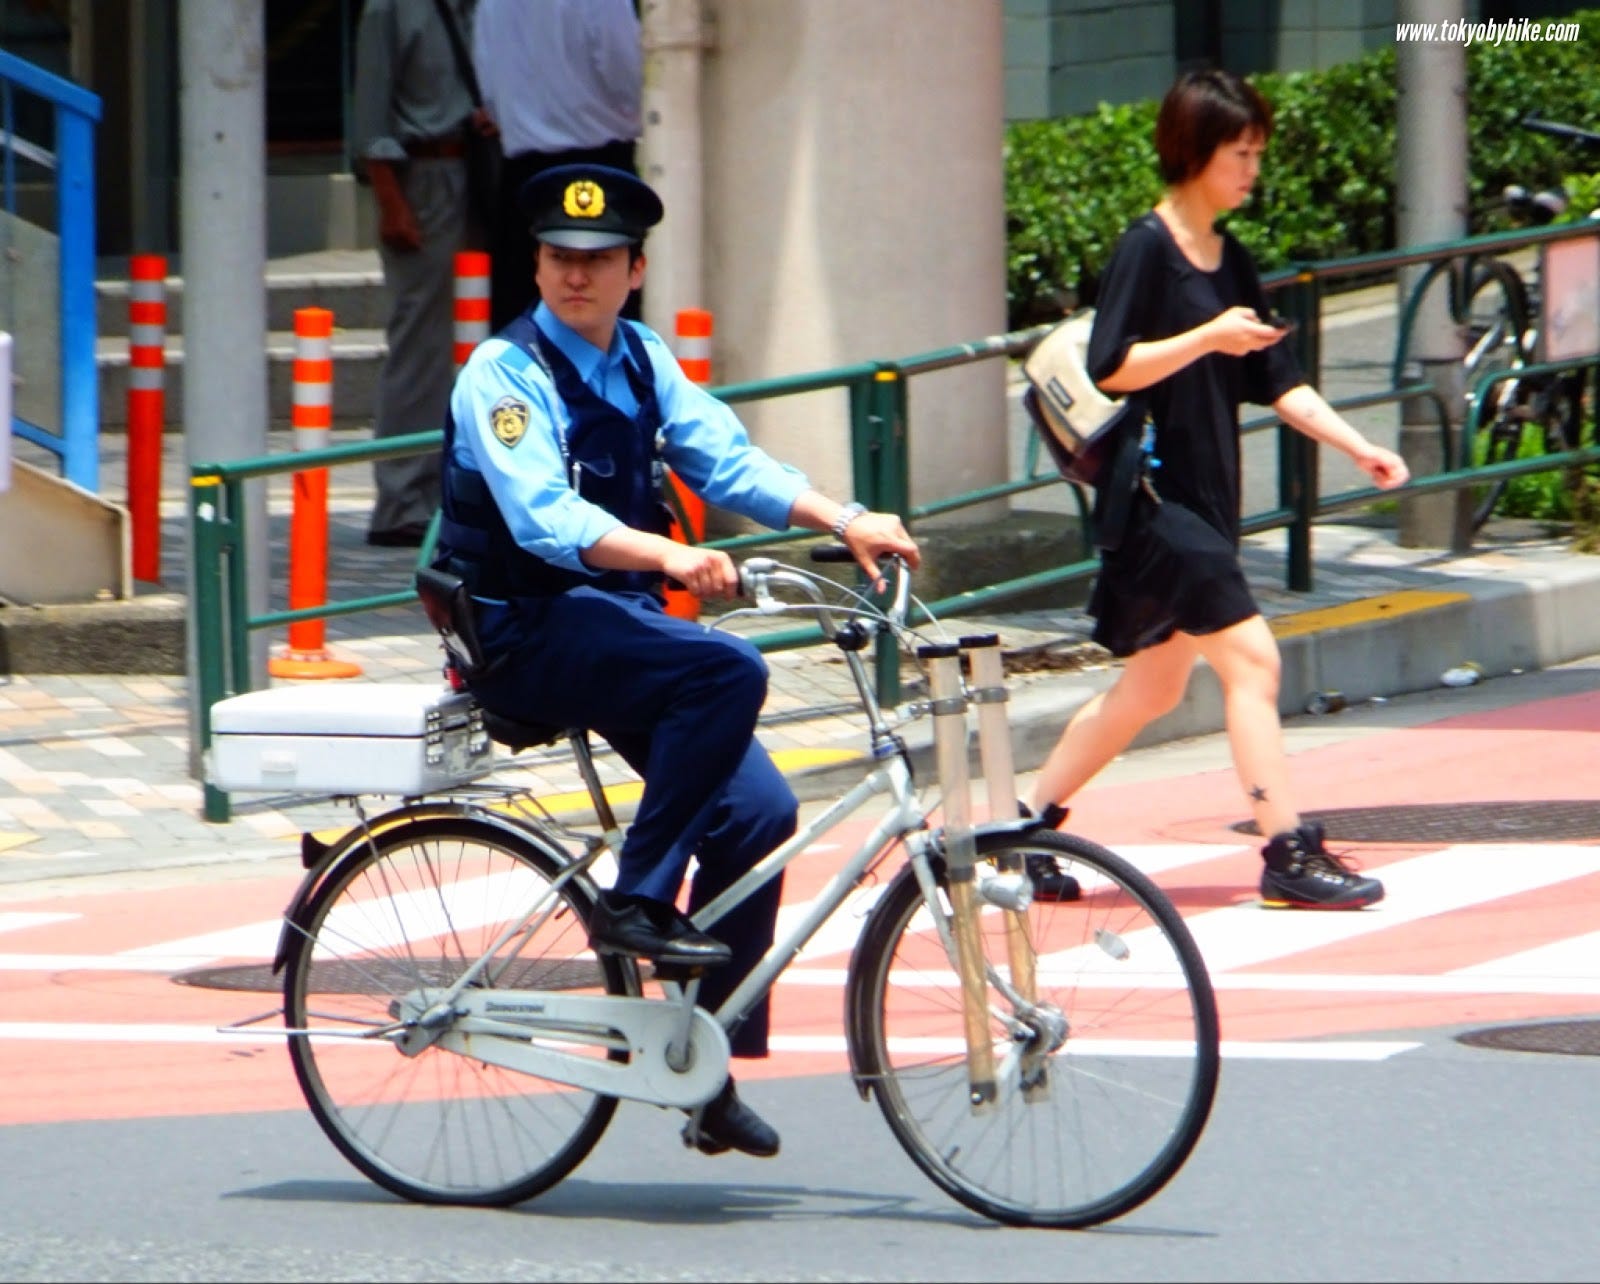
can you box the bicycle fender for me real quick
[842,859,942,1099]
[272,804,594,974]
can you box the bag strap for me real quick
[429,0,483,108]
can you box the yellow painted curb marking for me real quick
[771,747,866,772]
[0,832,40,855]
[1269,589,1468,641]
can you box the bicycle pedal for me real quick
[680,1119,729,1155]
[652,961,708,984]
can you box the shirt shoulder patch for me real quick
[490,396,531,448]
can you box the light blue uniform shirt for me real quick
[449,303,811,576]
[470,0,641,157]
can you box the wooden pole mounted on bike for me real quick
[920,642,996,1111]
[961,635,1042,1078]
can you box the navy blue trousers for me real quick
[473,587,798,1056]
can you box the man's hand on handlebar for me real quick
[840,511,921,588]
[661,544,741,600]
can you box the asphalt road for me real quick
[3,654,1600,1281]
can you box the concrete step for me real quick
[93,249,406,430]
[96,269,390,337]
[95,327,387,430]
[95,249,388,336]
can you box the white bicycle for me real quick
[247,550,1219,1229]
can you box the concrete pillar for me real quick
[1395,0,1471,549]
[640,0,708,333]
[179,0,271,763]
[700,0,1008,521]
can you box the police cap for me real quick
[518,164,664,250]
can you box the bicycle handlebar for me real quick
[737,551,912,641]
[1521,114,1600,150]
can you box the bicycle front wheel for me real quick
[848,829,1219,1229]
[283,814,633,1207]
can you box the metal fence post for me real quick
[1278,271,1320,591]
[870,367,909,704]
[191,472,233,823]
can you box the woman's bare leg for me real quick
[1189,613,1299,838]
[1029,634,1197,813]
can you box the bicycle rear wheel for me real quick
[1461,260,1532,530]
[1461,257,1529,414]
[282,814,633,1207]
[1470,372,1587,530]
[847,829,1219,1228]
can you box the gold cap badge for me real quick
[562,180,606,220]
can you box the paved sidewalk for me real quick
[2,475,1599,888]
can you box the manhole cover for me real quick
[173,957,616,994]
[1231,801,1600,844]
[1457,1019,1600,1056]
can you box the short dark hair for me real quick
[1154,70,1274,185]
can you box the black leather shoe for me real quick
[685,1078,781,1158]
[366,521,429,548]
[587,891,732,967]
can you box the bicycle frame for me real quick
[244,555,1046,1119]
[674,748,927,1047]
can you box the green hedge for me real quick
[1005,10,1600,329]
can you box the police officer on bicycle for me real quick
[433,163,919,1157]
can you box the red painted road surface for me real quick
[2,690,1598,1126]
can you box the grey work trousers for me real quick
[370,157,471,535]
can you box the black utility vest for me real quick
[437,315,672,599]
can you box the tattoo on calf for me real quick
[1249,785,1269,802]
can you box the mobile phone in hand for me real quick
[1264,313,1298,335]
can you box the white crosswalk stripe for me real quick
[3,839,1600,1060]
[0,912,77,937]
[1156,843,1600,975]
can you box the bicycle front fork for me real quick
[921,638,1041,1113]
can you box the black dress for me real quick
[1083,211,1304,657]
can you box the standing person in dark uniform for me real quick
[1027,69,1410,909]
[434,164,920,1156]
[352,0,491,547]
[471,0,645,330]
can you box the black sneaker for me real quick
[1020,802,1080,902]
[1259,822,1384,910]
[1026,854,1082,903]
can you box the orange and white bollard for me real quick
[268,307,362,680]
[454,250,492,370]
[126,254,166,583]
[664,308,712,621]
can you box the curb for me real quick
[0,595,187,674]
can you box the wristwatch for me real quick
[830,502,868,540]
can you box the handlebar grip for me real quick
[809,544,857,564]
[736,556,778,599]
[1521,115,1600,150]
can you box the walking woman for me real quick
[1029,69,1409,909]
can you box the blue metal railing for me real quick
[0,46,101,492]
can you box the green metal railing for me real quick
[191,222,1600,821]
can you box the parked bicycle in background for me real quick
[1456,114,1600,530]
